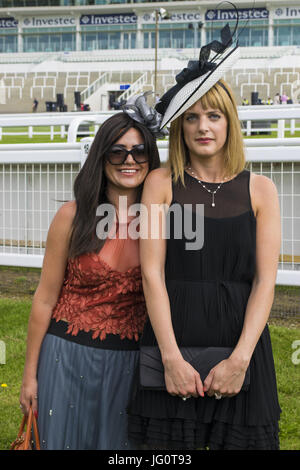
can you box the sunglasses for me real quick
[106,144,148,165]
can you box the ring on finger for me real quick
[181,395,192,401]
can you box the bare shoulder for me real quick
[145,167,172,184]
[250,173,278,196]
[48,200,76,239]
[143,167,173,205]
[57,200,77,219]
[38,201,77,303]
[249,173,279,216]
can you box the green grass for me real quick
[0,123,299,144]
[242,121,300,139]
[271,325,300,449]
[0,296,299,450]
[0,298,31,450]
[0,125,97,144]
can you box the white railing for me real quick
[1,85,22,99]
[30,85,56,100]
[0,46,299,64]
[0,109,300,285]
[80,72,109,103]
[118,73,148,102]
[0,111,119,141]
[239,105,300,137]
[0,142,299,286]
[0,106,299,141]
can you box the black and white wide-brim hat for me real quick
[156,21,240,130]
[159,46,240,129]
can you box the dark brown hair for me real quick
[68,112,160,258]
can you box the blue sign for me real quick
[80,13,137,26]
[0,17,18,28]
[205,8,269,21]
[120,85,130,90]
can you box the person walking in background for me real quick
[32,98,38,112]
[19,110,161,450]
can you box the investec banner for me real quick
[80,13,137,26]
[0,17,18,28]
[273,6,300,19]
[22,16,76,28]
[142,11,202,23]
[205,8,269,21]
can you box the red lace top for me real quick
[51,220,147,342]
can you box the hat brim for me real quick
[160,45,240,129]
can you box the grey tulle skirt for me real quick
[36,333,139,450]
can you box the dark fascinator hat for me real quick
[122,91,168,139]
[156,2,240,129]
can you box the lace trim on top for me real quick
[52,223,147,341]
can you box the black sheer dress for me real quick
[127,168,281,450]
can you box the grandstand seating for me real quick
[0,46,300,113]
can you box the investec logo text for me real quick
[22,17,76,27]
[274,7,300,18]
[142,12,202,23]
[80,14,137,26]
[0,17,18,28]
[205,8,269,21]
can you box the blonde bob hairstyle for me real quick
[168,79,246,186]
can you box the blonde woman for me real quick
[127,69,281,449]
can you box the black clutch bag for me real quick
[140,345,250,392]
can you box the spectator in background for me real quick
[274,93,281,105]
[242,97,249,106]
[281,93,288,105]
[266,97,273,105]
[109,93,116,110]
[32,98,38,112]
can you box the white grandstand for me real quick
[0,45,300,113]
[0,0,300,112]
[0,1,299,288]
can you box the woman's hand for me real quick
[163,357,204,398]
[19,377,38,417]
[203,356,248,398]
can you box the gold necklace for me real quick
[186,167,229,208]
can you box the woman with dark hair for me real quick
[19,109,161,450]
[127,25,281,450]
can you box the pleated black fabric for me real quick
[127,169,281,450]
